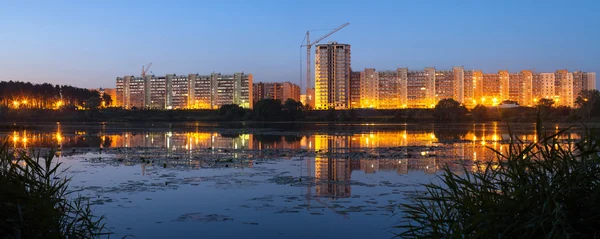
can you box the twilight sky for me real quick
[1,0,598,89]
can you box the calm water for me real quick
[0,122,583,238]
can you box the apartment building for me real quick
[116,72,252,109]
[349,71,361,108]
[359,68,378,108]
[314,42,351,110]
[378,70,401,109]
[555,70,574,107]
[252,81,301,104]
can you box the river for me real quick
[0,122,584,238]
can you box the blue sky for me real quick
[1,0,598,89]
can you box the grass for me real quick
[396,127,600,238]
[0,142,110,238]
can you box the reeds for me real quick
[396,128,600,238]
[0,143,110,238]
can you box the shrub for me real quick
[396,128,600,238]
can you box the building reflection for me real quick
[314,135,352,198]
[2,123,582,171]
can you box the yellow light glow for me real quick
[22,100,27,104]
[12,101,19,107]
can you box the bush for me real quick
[253,99,282,121]
[0,144,109,238]
[283,99,304,121]
[472,104,488,122]
[434,99,467,122]
[397,128,600,238]
[218,104,247,120]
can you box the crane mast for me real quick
[301,23,349,108]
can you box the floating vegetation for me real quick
[174,213,233,223]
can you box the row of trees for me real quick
[218,99,305,121]
[436,90,600,122]
[0,81,112,109]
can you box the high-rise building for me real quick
[499,70,510,102]
[555,70,574,107]
[435,69,454,101]
[188,74,212,109]
[453,66,465,104]
[378,70,401,109]
[584,72,596,91]
[508,71,533,106]
[116,76,145,109]
[519,70,533,106]
[314,42,351,110]
[349,71,361,108]
[397,68,409,108]
[116,72,252,109]
[406,68,436,108]
[481,72,501,106]
[473,70,484,105]
[532,73,556,102]
[463,70,476,108]
[360,68,378,108]
[574,71,597,97]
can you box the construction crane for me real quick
[301,23,349,103]
[141,63,152,77]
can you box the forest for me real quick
[0,81,111,109]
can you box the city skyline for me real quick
[1,0,599,89]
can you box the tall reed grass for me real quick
[0,143,110,238]
[397,128,600,238]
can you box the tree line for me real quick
[0,81,112,109]
[218,98,305,121]
[437,89,600,122]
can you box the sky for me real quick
[1,0,599,89]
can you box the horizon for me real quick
[1,0,599,89]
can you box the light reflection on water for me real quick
[4,123,581,163]
[0,123,584,238]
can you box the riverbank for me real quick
[0,107,596,123]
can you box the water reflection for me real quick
[1,123,581,170]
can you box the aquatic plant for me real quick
[0,143,110,238]
[396,128,600,238]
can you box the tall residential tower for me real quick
[314,42,351,110]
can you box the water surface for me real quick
[0,122,582,238]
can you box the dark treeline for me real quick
[0,81,109,109]
[1,90,599,123]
